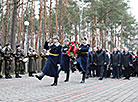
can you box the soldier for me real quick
[27,47,37,77]
[110,48,121,79]
[33,49,39,73]
[40,49,48,70]
[76,37,90,83]
[60,38,71,82]
[2,43,13,79]
[95,46,107,80]
[20,49,26,74]
[122,47,133,80]
[14,45,24,78]
[0,43,4,78]
[36,36,62,86]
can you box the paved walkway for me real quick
[0,72,138,102]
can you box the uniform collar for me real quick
[54,42,60,47]
[82,42,87,46]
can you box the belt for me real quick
[49,53,59,56]
[62,52,67,55]
[81,52,88,54]
[31,57,34,59]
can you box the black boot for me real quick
[35,75,43,80]
[15,74,22,78]
[51,77,58,86]
[29,72,34,77]
[98,77,103,80]
[0,75,3,78]
[20,71,25,75]
[5,75,12,79]
[64,72,70,82]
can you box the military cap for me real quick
[81,36,87,40]
[64,38,70,42]
[53,35,59,40]
[43,49,46,52]
[5,43,10,46]
[29,47,33,50]
[16,44,20,48]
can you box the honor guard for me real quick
[0,43,4,78]
[27,47,37,77]
[14,45,24,78]
[60,38,71,82]
[2,43,13,79]
[36,35,62,86]
[40,49,48,70]
[76,37,90,83]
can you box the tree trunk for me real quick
[75,24,77,41]
[95,16,98,47]
[110,26,114,52]
[114,28,117,47]
[21,0,24,48]
[92,15,96,49]
[17,0,21,44]
[11,0,18,50]
[56,0,58,35]
[61,0,67,44]
[121,20,123,49]
[1,0,5,45]
[5,0,9,43]
[30,0,34,47]
[44,0,47,41]
[8,0,14,43]
[92,29,95,49]
[35,0,42,51]
[104,10,109,49]
[48,0,52,38]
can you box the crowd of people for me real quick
[0,36,138,86]
[0,43,48,78]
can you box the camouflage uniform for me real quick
[14,45,24,78]
[20,49,25,74]
[2,43,13,79]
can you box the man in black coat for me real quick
[89,47,97,77]
[110,48,121,79]
[122,47,132,80]
[134,51,138,77]
[95,46,107,80]
[117,47,123,77]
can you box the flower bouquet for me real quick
[66,41,81,58]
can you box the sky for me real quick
[129,0,138,22]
